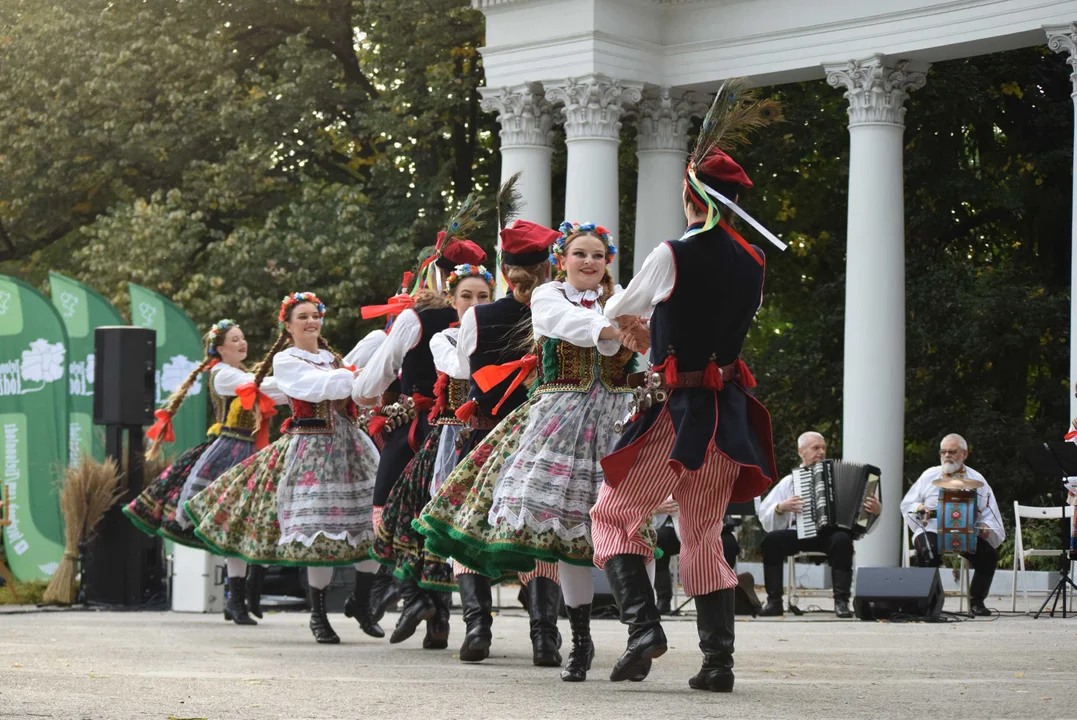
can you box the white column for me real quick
[1047,25,1077,420]
[547,74,643,281]
[825,56,928,569]
[633,88,708,274]
[479,83,555,295]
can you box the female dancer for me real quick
[354,225,487,645]
[124,319,284,625]
[416,220,571,667]
[184,292,383,644]
[370,263,495,647]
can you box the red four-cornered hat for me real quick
[500,220,560,265]
[697,148,753,188]
[438,238,487,269]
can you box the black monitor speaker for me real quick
[853,567,944,620]
[93,326,156,426]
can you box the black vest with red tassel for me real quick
[601,223,777,504]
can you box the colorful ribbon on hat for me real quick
[236,382,279,450]
[474,354,538,416]
[146,409,175,444]
[683,166,787,252]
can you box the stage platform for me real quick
[0,596,1072,719]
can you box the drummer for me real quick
[900,433,1005,617]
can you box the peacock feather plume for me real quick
[495,171,524,231]
[691,79,783,168]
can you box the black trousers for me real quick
[653,523,738,602]
[761,528,854,572]
[914,531,997,603]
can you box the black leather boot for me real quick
[390,579,435,644]
[422,591,451,649]
[688,589,735,692]
[654,561,674,615]
[458,574,493,662]
[527,577,562,667]
[308,586,339,644]
[245,565,266,620]
[560,604,594,682]
[832,569,854,618]
[605,554,667,682]
[370,565,399,623]
[226,576,257,626]
[758,564,785,616]
[344,570,386,638]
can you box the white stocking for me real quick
[354,559,380,573]
[307,566,334,590]
[646,558,656,586]
[226,558,248,579]
[557,561,594,609]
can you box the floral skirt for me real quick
[174,436,256,529]
[123,439,215,549]
[371,426,455,591]
[415,402,536,579]
[184,417,380,567]
[485,385,632,567]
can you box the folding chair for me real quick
[1010,502,1076,614]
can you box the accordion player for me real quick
[792,460,882,540]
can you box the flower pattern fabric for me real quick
[371,426,455,591]
[184,412,378,566]
[174,436,257,529]
[123,439,216,549]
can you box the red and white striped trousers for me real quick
[452,560,559,585]
[591,412,739,597]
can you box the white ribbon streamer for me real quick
[701,184,787,252]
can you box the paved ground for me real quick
[0,600,1074,720]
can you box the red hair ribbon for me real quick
[400,271,414,291]
[474,354,538,416]
[361,293,415,320]
[1065,429,1077,442]
[146,409,175,444]
[718,219,764,267]
[236,382,280,450]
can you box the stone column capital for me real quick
[545,74,644,141]
[479,82,555,148]
[636,87,709,153]
[1046,24,1077,97]
[824,56,929,128]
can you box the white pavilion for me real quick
[472,0,1077,567]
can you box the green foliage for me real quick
[0,0,494,352]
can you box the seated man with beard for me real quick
[900,433,1005,617]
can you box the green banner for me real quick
[128,284,206,457]
[0,275,68,581]
[48,273,125,466]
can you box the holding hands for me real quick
[616,315,650,355]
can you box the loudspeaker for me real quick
[93,326,156,426]
[853,567,944,620]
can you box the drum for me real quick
[936,488,978,555]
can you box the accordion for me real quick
[793,460,881,540]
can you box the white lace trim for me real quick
[488,505,595,542]
[277,529,374,548]
[281,346,335,364]
[559,281,604,307]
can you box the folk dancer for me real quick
[589,83,782,691]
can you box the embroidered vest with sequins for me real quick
[284,355,359,436]
[209,374,257,441]
[431,373,471,426]
[532,335,633,396]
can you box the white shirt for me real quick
[344,329,387,370]
[531,281,621,356]
[603,242,676,328]
[352,309,422,400]
[758,470,882,535]
[430,327,468,380]
[272,347,354,403]
[211,364,286,404]
[900,465,1005,549]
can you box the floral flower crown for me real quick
[549,221,617,270]
[278,291,326,328]
[445,264,495,294]
[206,319,237,355]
